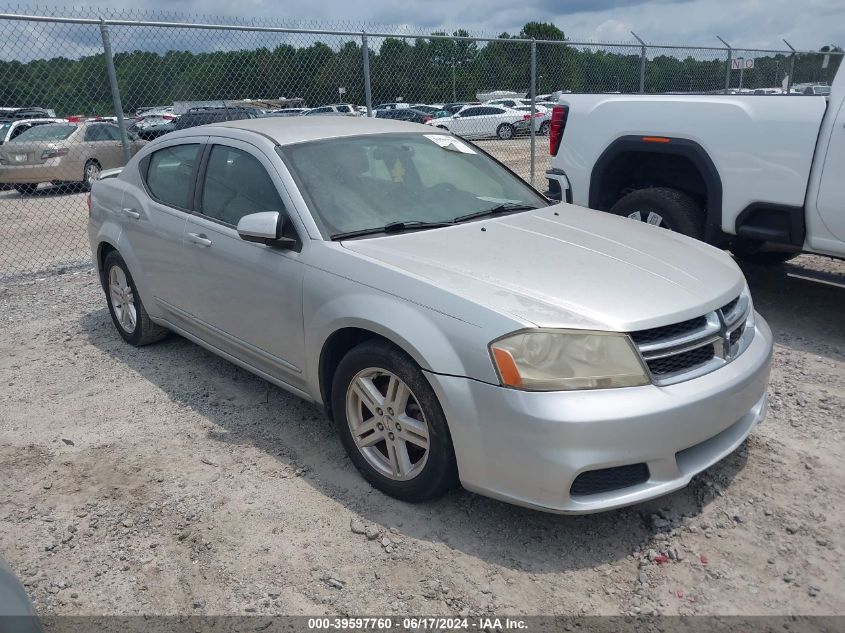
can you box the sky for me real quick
[7,0,845,51]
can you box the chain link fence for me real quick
[0,6,841,279]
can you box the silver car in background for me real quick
[88,117,772,513]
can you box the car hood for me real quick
[340,205,746,331]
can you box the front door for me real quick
[182,139,306,389]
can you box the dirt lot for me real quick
[0,253,843,618]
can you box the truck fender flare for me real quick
[588,135,723,242]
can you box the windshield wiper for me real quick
[452,203,540,224]
[331,220,454,241]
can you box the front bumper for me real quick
[426,314,773,514]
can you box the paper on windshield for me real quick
[423,134,476,154]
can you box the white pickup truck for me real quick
[545,66,844,264]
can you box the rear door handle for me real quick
[188,232,212,247]
[122,207,140,219]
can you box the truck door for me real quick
[815,97,845,240]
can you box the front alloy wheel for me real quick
[331,340,458,502]
[346,368,430,481]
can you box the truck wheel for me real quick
[609,187,705,240]
[730,239,800,266]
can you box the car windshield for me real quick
[280,132,547,238]
[12,124,76,142]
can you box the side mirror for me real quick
[237,212,297,248]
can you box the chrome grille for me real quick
[630,293,753,386]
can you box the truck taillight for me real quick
[86,192,92,215]
[549,105,568,156]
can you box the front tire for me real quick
[103,251,168,346]
[539,120,551,135]
[609,187,705,240]
[496,123,515,140]
[331,340,458,502]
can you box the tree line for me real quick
[0,22,840,116]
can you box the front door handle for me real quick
[188,232,212,247]
[122,207,140,219]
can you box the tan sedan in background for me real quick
[0,121,145,194]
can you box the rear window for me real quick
[13,124,76,142]
[145,144,201,208]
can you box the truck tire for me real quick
[729,238,800,266]
[609,187,705,241]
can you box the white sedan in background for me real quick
[425,104,529,139]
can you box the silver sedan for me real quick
[88,117,772,513]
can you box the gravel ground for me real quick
[0,254,843,618]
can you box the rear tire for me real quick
[103,251,168,346]
[730,238,800,266]
[14,184,37,195]
[539,120,551,135]
[609,187,705,240]
[496,123,515,140]
[331,340,459,502]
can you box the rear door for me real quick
[815,96,845,240]
[85,124,122,169]
[119,137,205,324]
[182,138,306,388]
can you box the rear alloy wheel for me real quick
[14,184,37,195]
[609,187,705,241]
[497,123,515,140]
[83,160,101,190]
[332,340,458,502]
[539,120,551,135]
[103,251,168,346]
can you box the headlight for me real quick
[490,329,650,391]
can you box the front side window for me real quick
[145,143,200,209]
[200,145,285,226]
[281,133,546,237]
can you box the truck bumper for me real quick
[545,167,571,203]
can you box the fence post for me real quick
[361,31,373,117]
[717,36,732,93]
[529,39,536,186]
[783,39,796,94]
[631,31,646,93]
[99,19,130,163]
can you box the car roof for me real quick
[186,116,432,145]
